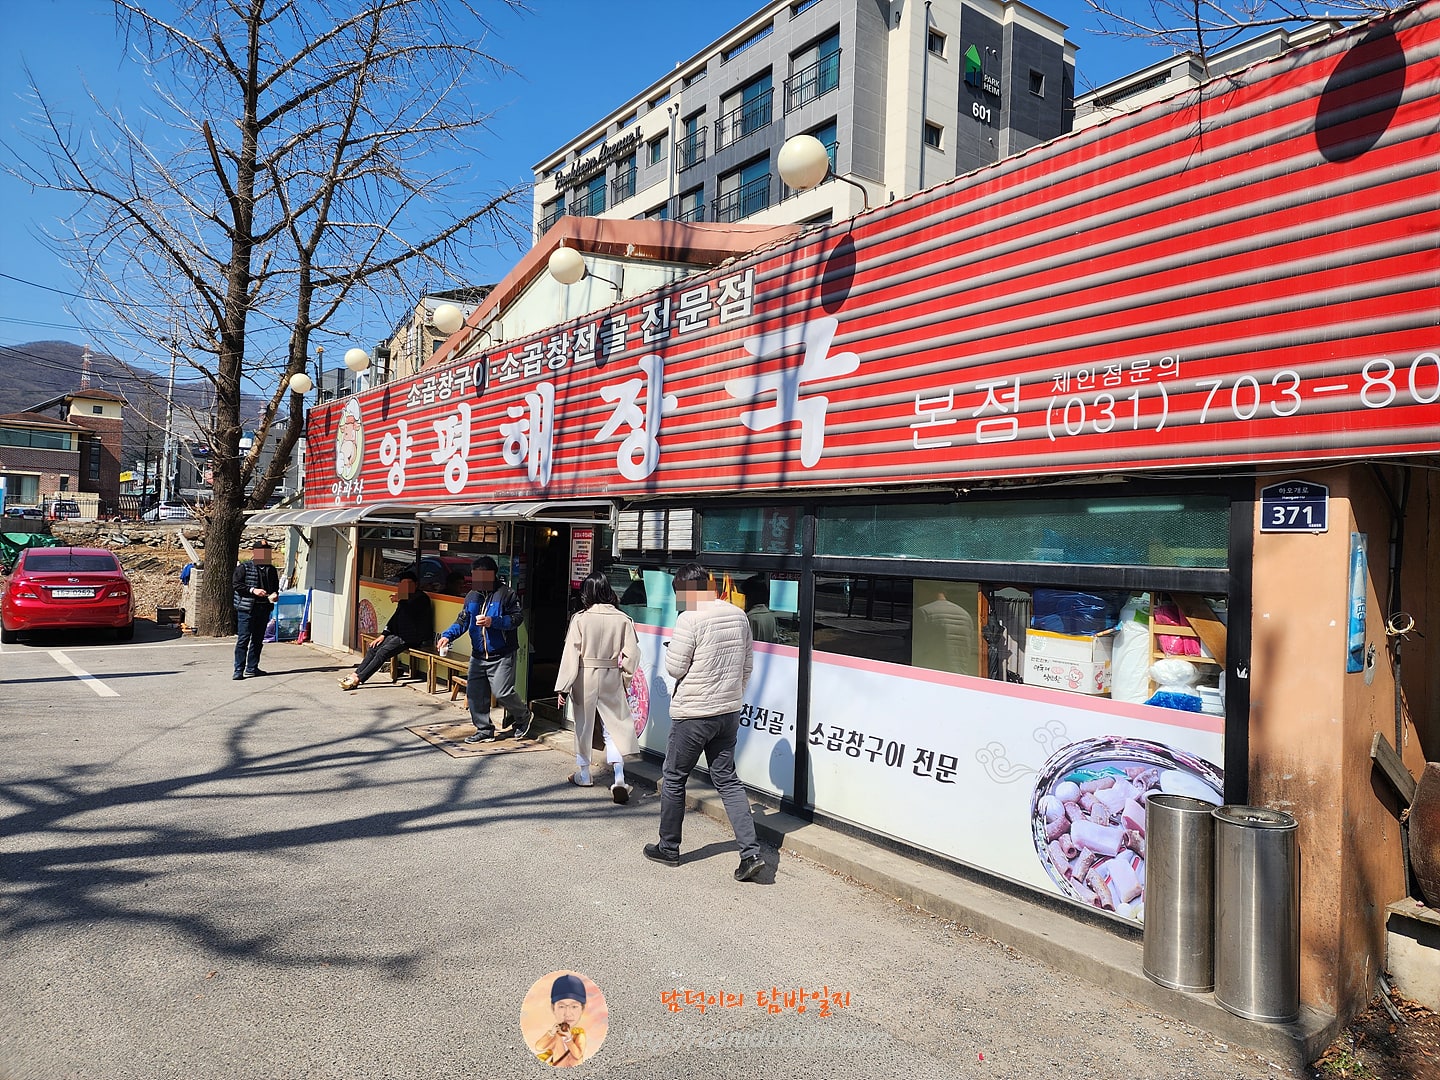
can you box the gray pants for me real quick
[466,651,527,737]
[656,710,760,860]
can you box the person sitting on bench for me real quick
[340,571,432,691]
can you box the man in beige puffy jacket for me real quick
[643,563,765,882]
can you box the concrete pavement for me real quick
[2,627,1314,1078]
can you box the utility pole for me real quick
[159,329,178,505]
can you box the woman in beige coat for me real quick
[556,572,641,803]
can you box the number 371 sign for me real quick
[1260,480,1329,533]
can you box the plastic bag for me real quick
[626,656,651,737]
[1111,594,1152,704]
[1032,589,1122,635]
[1143,657,1203,712]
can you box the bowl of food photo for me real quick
[1030,736,1223,923]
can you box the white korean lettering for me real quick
[596,354,679,481]
[430,403,472,495]
[500,382,556,487]
[378,419,414,496]
[722,316,860,468]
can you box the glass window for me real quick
[702,505,803,555]
[928,30,947,57]
[923,122,943,149]
[88,440,102,481]
[817,497,1229,568]
[3,473,40,503]
[0,427,74,450]
[1029,69,1045,97]
[647,133,666,165]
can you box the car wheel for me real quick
[1,623,18,644]
[115,622,135,642]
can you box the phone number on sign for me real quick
[1042,353,1440,442]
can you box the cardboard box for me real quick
[1023,628,1115,696]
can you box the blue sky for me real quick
[0,0,1153,379]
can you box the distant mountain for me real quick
[0,340,269,463]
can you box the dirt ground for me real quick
[114,546,190,620]
[1310,987,1440,1080]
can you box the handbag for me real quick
[625,655,651,737]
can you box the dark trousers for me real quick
[466,651,527,737]
[234,606,269,675]
[355,633,410,683]
[656,710,760,860]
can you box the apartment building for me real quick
[532,0,1076,233]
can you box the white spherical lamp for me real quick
[778,134,832,191]
[431,303,464,336]
[288,371,314,395]
[547,246,587,286]
[343,347,371,372]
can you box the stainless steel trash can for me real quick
[1212,805,1300,1023]
[1143,794,1216,992]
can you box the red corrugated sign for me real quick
[306,6,1440,510]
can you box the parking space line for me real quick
[48,650,121,697]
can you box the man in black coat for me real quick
[339,571,433,691]
[232,538,281,680]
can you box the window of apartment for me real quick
[2,473,40,505]
[647,133,667,166]
[923,121,944,149]
[647,201,670,221]
[791,0,823,15]
[715,155,771,222]
[620,110,638,128]
[91,404,104,414]
[649,88,671,110]
[537,195,566,237]
[676,186,705,223]
[0,426,74,451]
[59,474,71,491]
[677,112,707,171]
[575,173,607,216]
[718,71,774,149]
[612,152,638,203]
[87,441,101,481]
[786,28,840,111]
[927,30,947,57]
[683,68,707,88]
[1029,69,1046,97]
[722,21,772,63]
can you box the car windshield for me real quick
[25,554,120,573]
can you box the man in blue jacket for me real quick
[437,555,527,743]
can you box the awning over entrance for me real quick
[416,500,614,526]
[245,504,426,528]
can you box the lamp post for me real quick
[778,134,871,211]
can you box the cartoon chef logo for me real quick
[335,398,364,482]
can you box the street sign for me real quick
[1260,480,1329,533]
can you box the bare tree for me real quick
[5,0,530,634]
[1081,0,1403,72]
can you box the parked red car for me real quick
[1,547,135,643]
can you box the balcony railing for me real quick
[611,167,637,204]
[712,173,771,223]
[570,185,606,217]
[535,206,565,238]
[714,89,773,151]
[676,128,707,171]
[676,201,706,223]
[785,50,841,112]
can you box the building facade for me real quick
[1,389,127,518]
[532,0,1075,233]
[280,4,1438,1044]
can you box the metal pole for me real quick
[159,332,177,505]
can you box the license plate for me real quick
[51,588,96,598]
